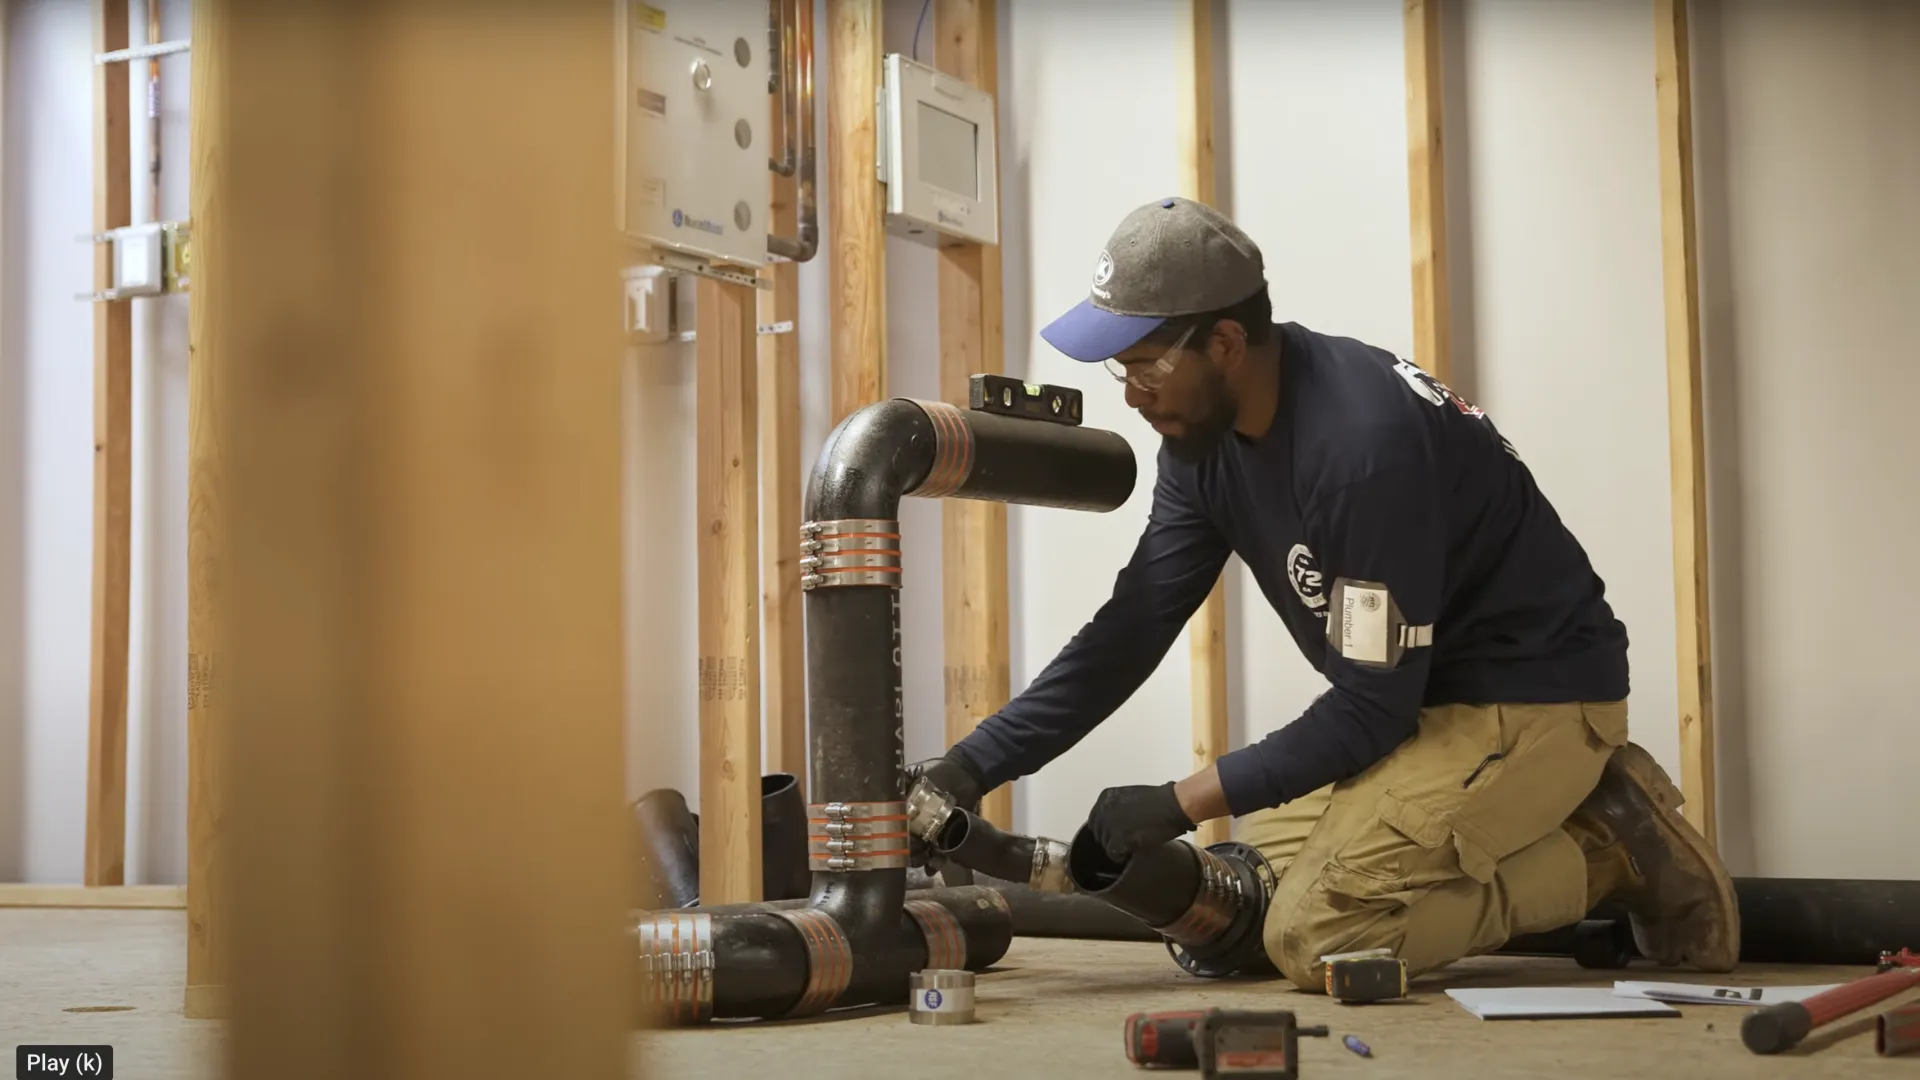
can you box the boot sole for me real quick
[1607,743,1742,972]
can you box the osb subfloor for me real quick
[4,908,1914,1079]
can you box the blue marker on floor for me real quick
[1343,1034,1373,1058]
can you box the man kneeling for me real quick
[907,196,1738,989]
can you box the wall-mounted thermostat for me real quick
[878,53,999,247]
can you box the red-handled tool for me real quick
[1742,948,1920,1054]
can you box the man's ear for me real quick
[1212,319,1248,371]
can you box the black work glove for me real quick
[1087,782,1195,862]
[904,749,987,812]
[904,749,988,869]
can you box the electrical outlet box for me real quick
[114,223,166,297]
[878,52,999,246]
[619,0,771,270]
[624,265,673,343]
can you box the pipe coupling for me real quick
[909,969,977,1026]
[1155,847,1244,947]
[905,777,959,843]
[905,898,969,970]
[901,399,975,498]
[1029,837,1075,894]
[799,519,902,590]
[808,800,911,871]
[635,912,716,1025]
[771,907,854,1017]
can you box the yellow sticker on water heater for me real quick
[634,3,666,32]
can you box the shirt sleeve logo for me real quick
[1393,357,1484,418]
[1287,543,1327,614]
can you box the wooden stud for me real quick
[1655,0,1715,847]
[697,277,763,905]
[211,2,635,1073]
[933,0,1012,831]
[1179,0,1231,850]
[184,0,227,1018]
[759,83,806,791]
[0,884,185,909]
[85,0,133,888]
[1404,0,1452,384]
[828,0,886,425]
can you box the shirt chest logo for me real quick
[1286,543,1328,614]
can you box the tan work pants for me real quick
[1236,701,1629,991]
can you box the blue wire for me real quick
[912,0,932,62]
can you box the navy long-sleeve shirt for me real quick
[951,321,1630,817]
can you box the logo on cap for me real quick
[1090,250,1115,300]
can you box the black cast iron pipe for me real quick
[1062,826,1277,977]
[633,397,1136,1023]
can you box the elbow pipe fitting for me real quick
[1064,827,1279,979]
[926,807,1076,896]
[635,396,1137,1024]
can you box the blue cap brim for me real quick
[1039,299,1166,363]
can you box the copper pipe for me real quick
[766,0,818,262]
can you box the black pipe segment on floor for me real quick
[1064,826,1279,978]
[1503,879,1920,967]
[632,396,1138,1025]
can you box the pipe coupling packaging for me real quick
[909,969,976,1026]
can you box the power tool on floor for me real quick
[1124,1007,1328,1078]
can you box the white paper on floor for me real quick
[1612,981,1843,1005]
[1445,987,1682,1020]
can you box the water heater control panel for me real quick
[620,0,771,271]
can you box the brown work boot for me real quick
[1561,742,1740,972]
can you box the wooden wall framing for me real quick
[1655,0,1716,846]
[1179,0,1231,850]
[1404,0,1452,385]
[934,0,1013,831]
[184,0,225,1018]
[697,277,763,905]
[759,120,807,791]
[828,0,886,425]
[85,0,134,888]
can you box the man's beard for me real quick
[1161,379,1237,463]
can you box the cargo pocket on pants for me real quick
[1446,702,1627,881]
[1321,789,1465,908]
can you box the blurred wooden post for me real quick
[933,0,1013,831]
[210,3,637,1076]
[828,0,885,424]
[1179,0,1231,849]
[85,0,134,887]
[1655,0,1716,846]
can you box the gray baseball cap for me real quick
[1040,196,1267,363]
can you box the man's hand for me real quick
[904,750,988,869]
[1086,782,1195,861]
[904,750,986,811]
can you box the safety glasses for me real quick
[1102,324,1197,392]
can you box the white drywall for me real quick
[1451,0,1682,785]
[998,0,1195,839]
[1690,0,1920,878]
